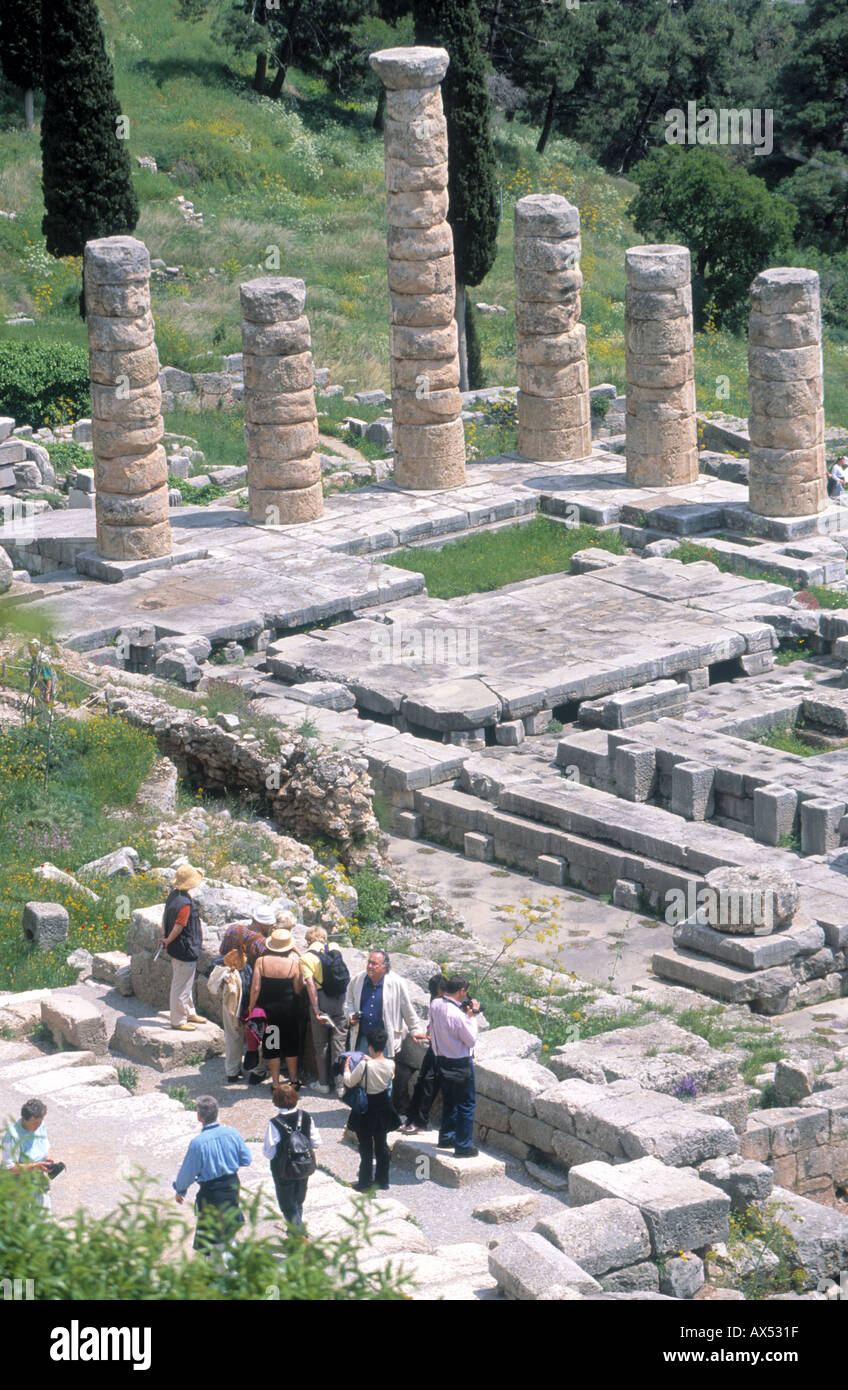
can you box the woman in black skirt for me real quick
[248,925,303,1088]
[344,1027,399,1192]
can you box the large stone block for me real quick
[474,1056,558,1115]
[239,277,306,323]
[533,1198,651,1277]
[487,1231,601,1299]
[41,995,108,1055]
[109,1014,224,1072]
[22,901,69,953]
[568,1156,731,1256]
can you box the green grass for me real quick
[385,517,627,599]
[673,539,848,609]
[0,707,163,992]
[753,723,832,757]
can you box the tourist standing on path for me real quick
[174,1095,251,1254]
[213,905,275,1082]
[249,922,303,1088]
[345,949,426,1061]
[344,1028,398,1192]
[428,977,483,1159]
[299,925,350,1097]
[2,1098,56,1211]
[263,1082,320,1229]
[159,863,205,1032]
[401,974,447,1135]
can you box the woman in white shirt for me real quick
[344,1027,398,1192]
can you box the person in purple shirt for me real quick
[427,976,484,1159]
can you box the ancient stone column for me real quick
[369,46,466,490]
[625,244,698,488]
[84,236,171,561]
[748,268,825,518]
[514,194,591,461]
[240,276,322,525]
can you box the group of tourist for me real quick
[157,860,486,1245]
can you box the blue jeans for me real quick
[436,1057,476,1152]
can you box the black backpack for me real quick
[319,947,350,999]
[270,1112,316,1182]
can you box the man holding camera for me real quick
[427,976,483,1159]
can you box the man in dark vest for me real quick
[159,862,205,1031]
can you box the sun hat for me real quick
[173,863,204,892]
[251,905,276,927]
[265,928,296,954]
[273,909,298,931]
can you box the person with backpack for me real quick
[344,1027,399,1192]
[158,862,205,1031]
[263,1082,320,1230]
[299,925,350,1098]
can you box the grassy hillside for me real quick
[0,0,846,433]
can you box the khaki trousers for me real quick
[170,958,197,1027]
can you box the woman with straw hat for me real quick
[159,863,205,1032]
[248,915,303,1088]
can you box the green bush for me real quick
[0,342,90,429]
[352,868,390,927]
[0,1171,411,1299]
[45,439,92,476]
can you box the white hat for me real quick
[252,905,276,927]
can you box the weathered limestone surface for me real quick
[84,237,171,560]
[514,195,590,462]
[370,46,465,490]
[748,268,825,518]
[625,244,697,488]
[240,277,322,524]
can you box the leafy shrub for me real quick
[45,439,92,475]
[0,341,89,428]
[352,868,390,927]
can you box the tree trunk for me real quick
[536,80,558,155]
[268,0,304,101]
[456,281,469,393]
[617,85,660,175]
[253,52,267,95]
[373,85,385,132]
[24,89,34,130]
[487,0,503,55]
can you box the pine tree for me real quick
[413,0,499,390]
[777,0,848,157]
[41,0,139,262]
[0,0,42,129]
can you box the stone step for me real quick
[0,1040,39,1066]
[673,915,825,971]
[48,1083,132,1108]
[360,1241,500,1300]
[11,1063,120,1097]
[651,946,793,1009]
[567,1155,731,1257]
[389,1130,506,1187]
[0,1049,99,1082]
[109,1014,225,1072]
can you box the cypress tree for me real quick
[41,0,139,262]
[0,0,42,129]
[413,0,499,390]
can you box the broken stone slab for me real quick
[774,1057,814,1105]
[568,1156,731,1255]
[280,681,357,711]
[77,847,141,880]
[697,1155,774,1208]
[474,1026,543,1063]
[659,1253,705,1299]
[0,1050,100,1082]
[548,1020,739,1095]
[0,989,54,1038]
[22,901,69,952]
[109,1014,224,1071]
[154,650,203,687]
[487,1231,601,1299]
[533,1197,651,1277]
[601,1261,661,1293]
[472,1194,537,1224]
[673,915,824,971]
[651,948,794,1012]
[154,634,212,663]
[760,1186,848,1286]
[40,995,108,1055]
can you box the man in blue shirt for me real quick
[174,1095,252,1254]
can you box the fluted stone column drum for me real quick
[370,46,466,490]
[240,276,322,524]
[514,194,591,461]
[625,244,698,488]
[84,236,171,561]
[748,267,825,518]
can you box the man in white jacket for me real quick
[345,949,426,1060]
